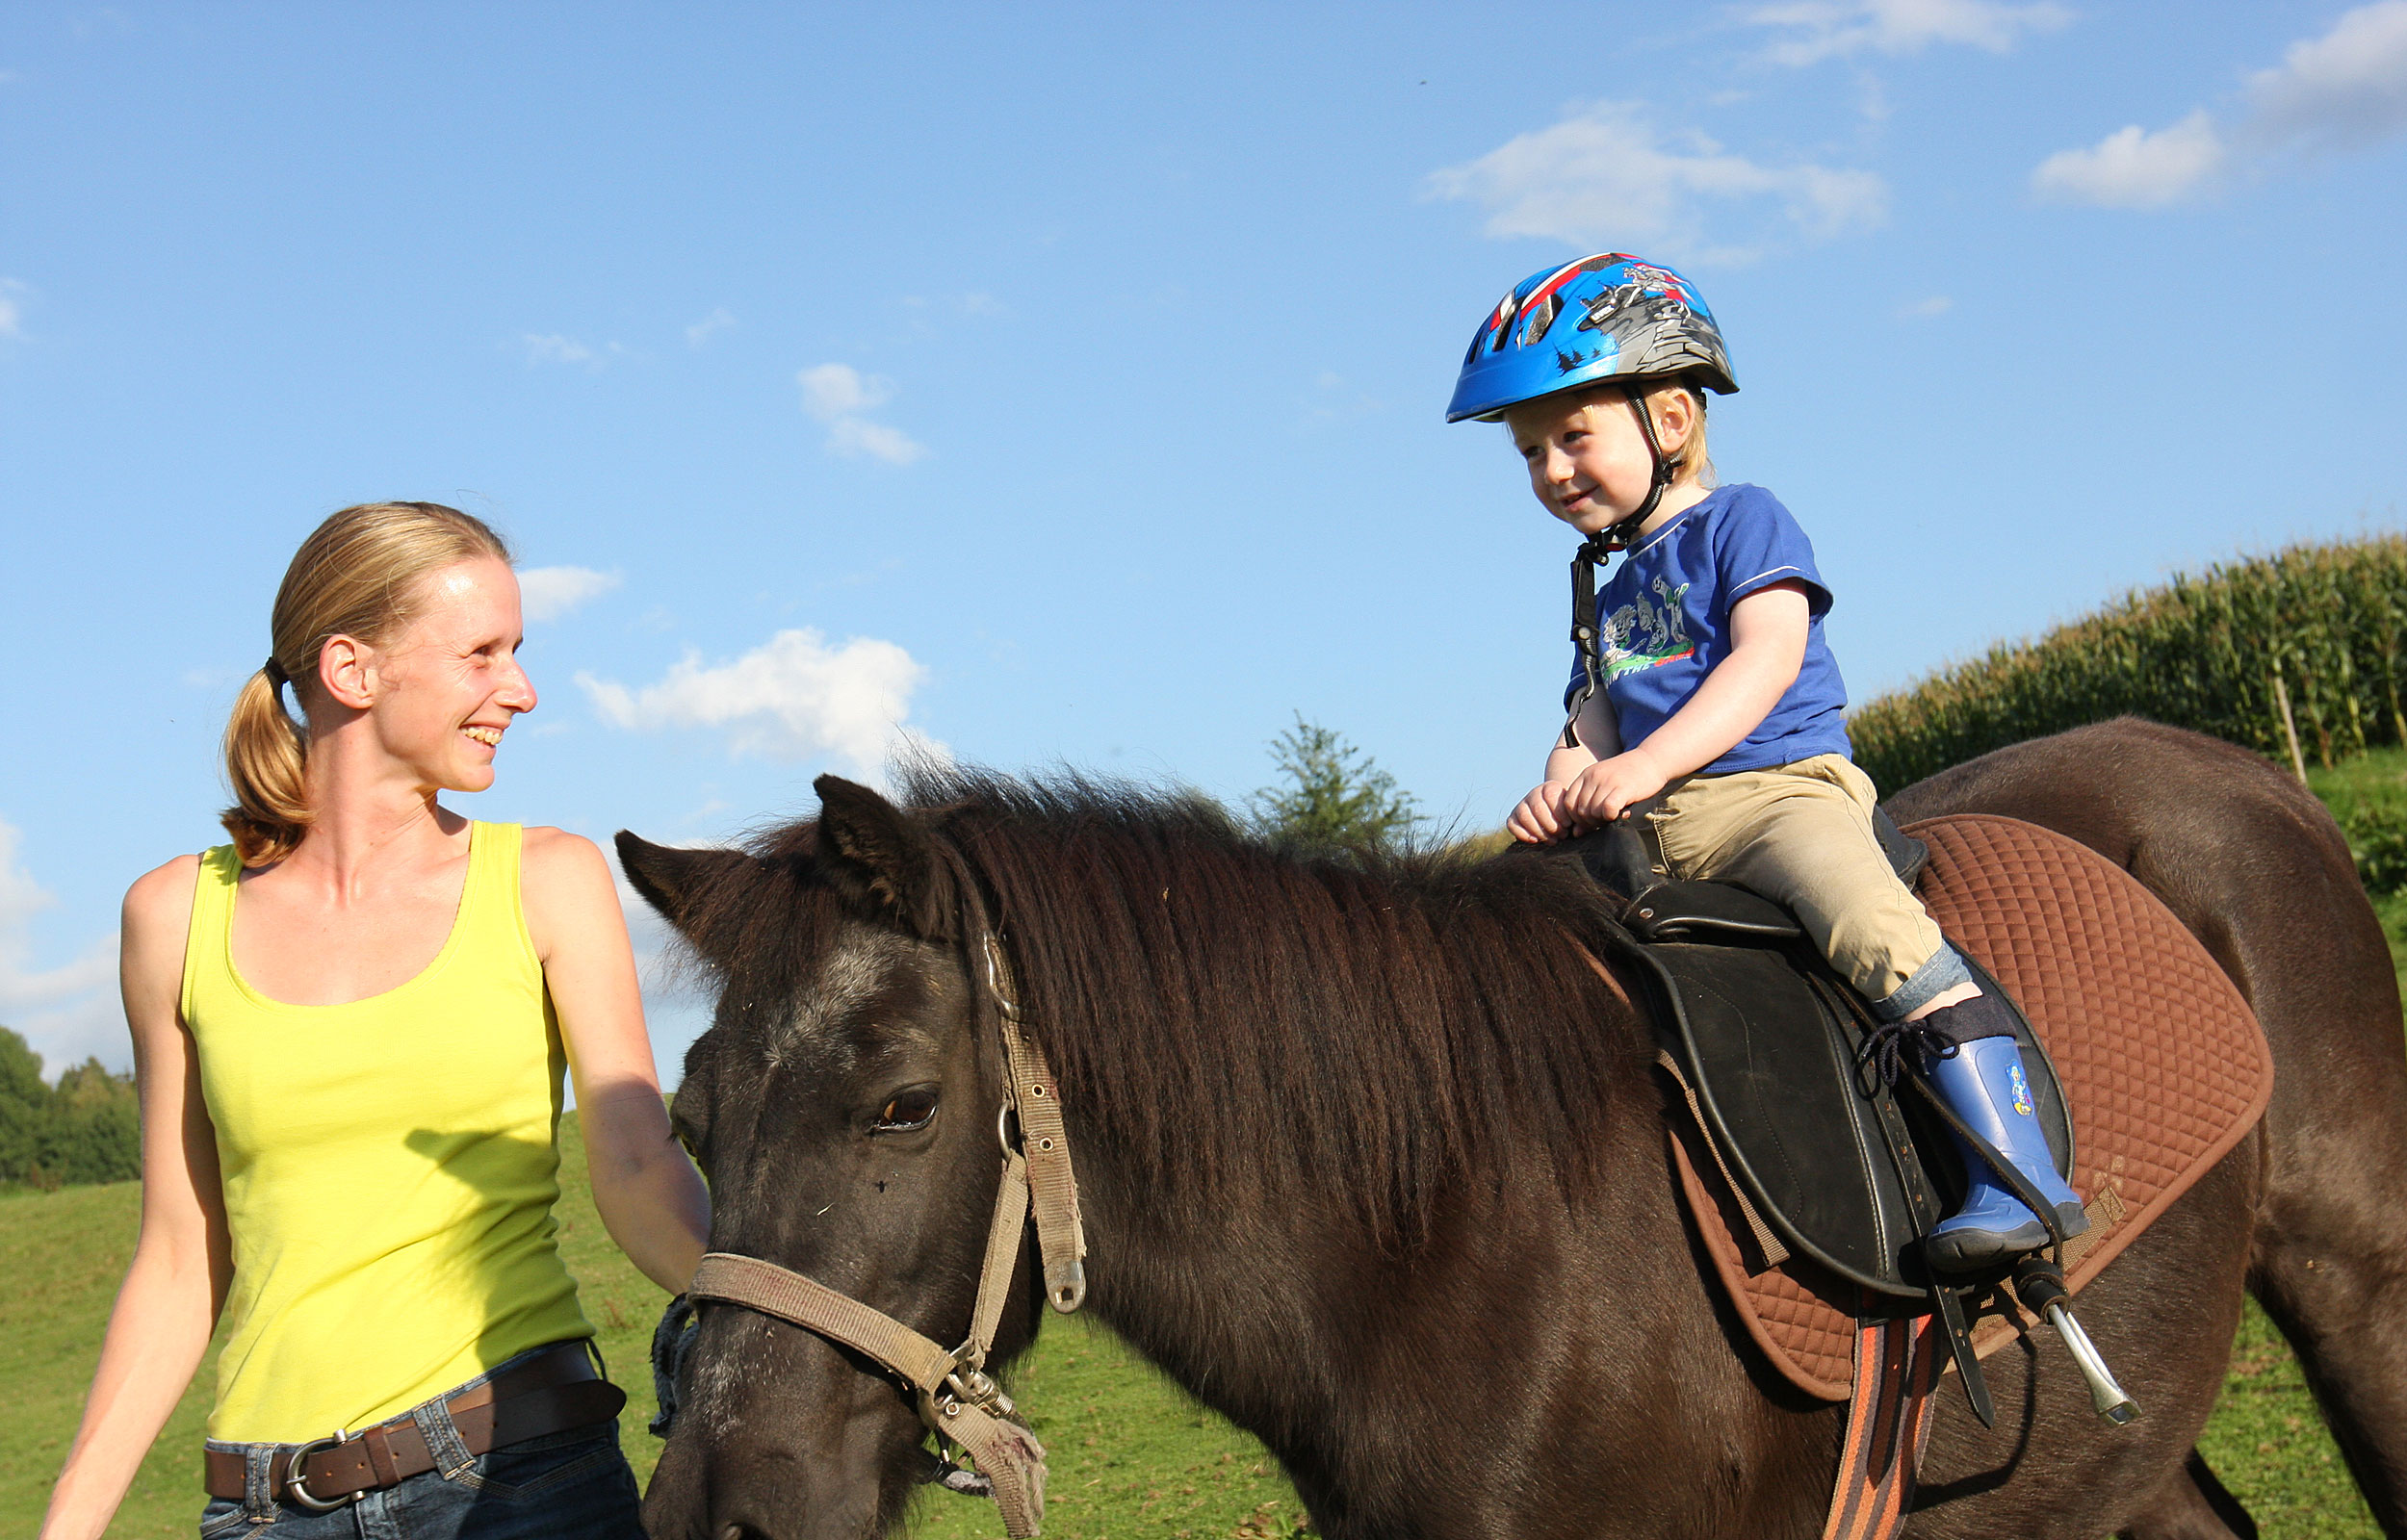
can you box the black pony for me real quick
[623,720,2407,1540]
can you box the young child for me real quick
[1448,253,2084,1271]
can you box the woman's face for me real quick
[356,555,535,793]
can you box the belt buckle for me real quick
[282,1433,357,1512]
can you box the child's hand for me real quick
[1508,782,1572,843]
[1562,748,1669,829]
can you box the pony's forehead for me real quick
[763,923,944,1068]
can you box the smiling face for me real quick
[1504,386,1697,537]
[338,555,535,793]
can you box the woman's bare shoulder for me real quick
[123,853,202,937]
[519,826,617,901]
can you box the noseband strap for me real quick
[685,930,1084,1539]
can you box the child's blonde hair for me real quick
[220,501,512,867]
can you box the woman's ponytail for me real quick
[220,661,313,867]
[217,501,511,868]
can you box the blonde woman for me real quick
[41,502,710,1539]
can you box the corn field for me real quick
[1848,533,2407,793]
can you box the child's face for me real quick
[1504,392,1663,536]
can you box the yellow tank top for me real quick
[182,821,593,1443]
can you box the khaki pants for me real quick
[1643,754,1951,1010]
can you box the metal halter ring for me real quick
[980,934,1022,1019]
[281,1435,356,1512]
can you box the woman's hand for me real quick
[1561,748,1669,830]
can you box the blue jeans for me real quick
[199,1351,644,1538]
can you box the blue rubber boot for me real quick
[1923,1036,2088,1273]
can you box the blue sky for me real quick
[5,1,2404,1081]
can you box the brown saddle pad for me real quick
[1669,813,2275,1400]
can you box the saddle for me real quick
[1571,810,2274,1409]
[1578,809,2072,1304]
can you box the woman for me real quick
[40,502,711,1538]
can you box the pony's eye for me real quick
[874,1087,939,1133]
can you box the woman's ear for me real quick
[318,634,375,710]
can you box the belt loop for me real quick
[414,1396,477,1479]
[362,1424,401,1488]
[245,1443,278,1519]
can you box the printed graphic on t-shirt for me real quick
[1600,576,1695,680]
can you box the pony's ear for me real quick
[614,833,749,939]
[813,774,954,939]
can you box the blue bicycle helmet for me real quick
[1444,253,1737,424]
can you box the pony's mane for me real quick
[896,765,1644,1246]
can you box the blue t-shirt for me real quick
[1564,483,1852,774]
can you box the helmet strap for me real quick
[1561,389,1682,751]
[1618,387,1677,543]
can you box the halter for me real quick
[684,929,1087,1539]
[1561,389,1680,751]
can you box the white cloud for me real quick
[522,333,596,367]
[2032,110,2225,208]
[685,307,736,348]
[520,334,626,371]
[0,278,27,339]
[1899,295,1954,318]
[2244,0,2407,153]
[1427,100,1886,260]
[799,362,893,419]
[518,565,623,622]
[797,363,927,465]
[824,417,929,466]
[2033,3,2407,209]
[0,818,123,1076]
[1746,0,2071,65]
[577,628,930,773]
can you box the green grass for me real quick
[0,1120,1309,1539]
[12,790,2407,1538]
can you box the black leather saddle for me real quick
[1566,807,2074,1302]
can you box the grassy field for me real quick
[9,781,2407,1537]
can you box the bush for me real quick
[0,1027,141,1190]
[1849,534,2407,792]
[1250,715,1423,854]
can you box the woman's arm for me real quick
[1556,580,1812,830]
[522,830,710,1296]
[41,858,233,1540]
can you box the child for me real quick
[1448,253,2083,1271]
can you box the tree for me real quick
[0,1027,141,1189]
[1249,715,1422,854]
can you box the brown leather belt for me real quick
[203,1342,628,1509]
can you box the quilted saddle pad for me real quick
[1668,813,2276,1400]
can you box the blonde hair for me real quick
[220,502,512,867]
